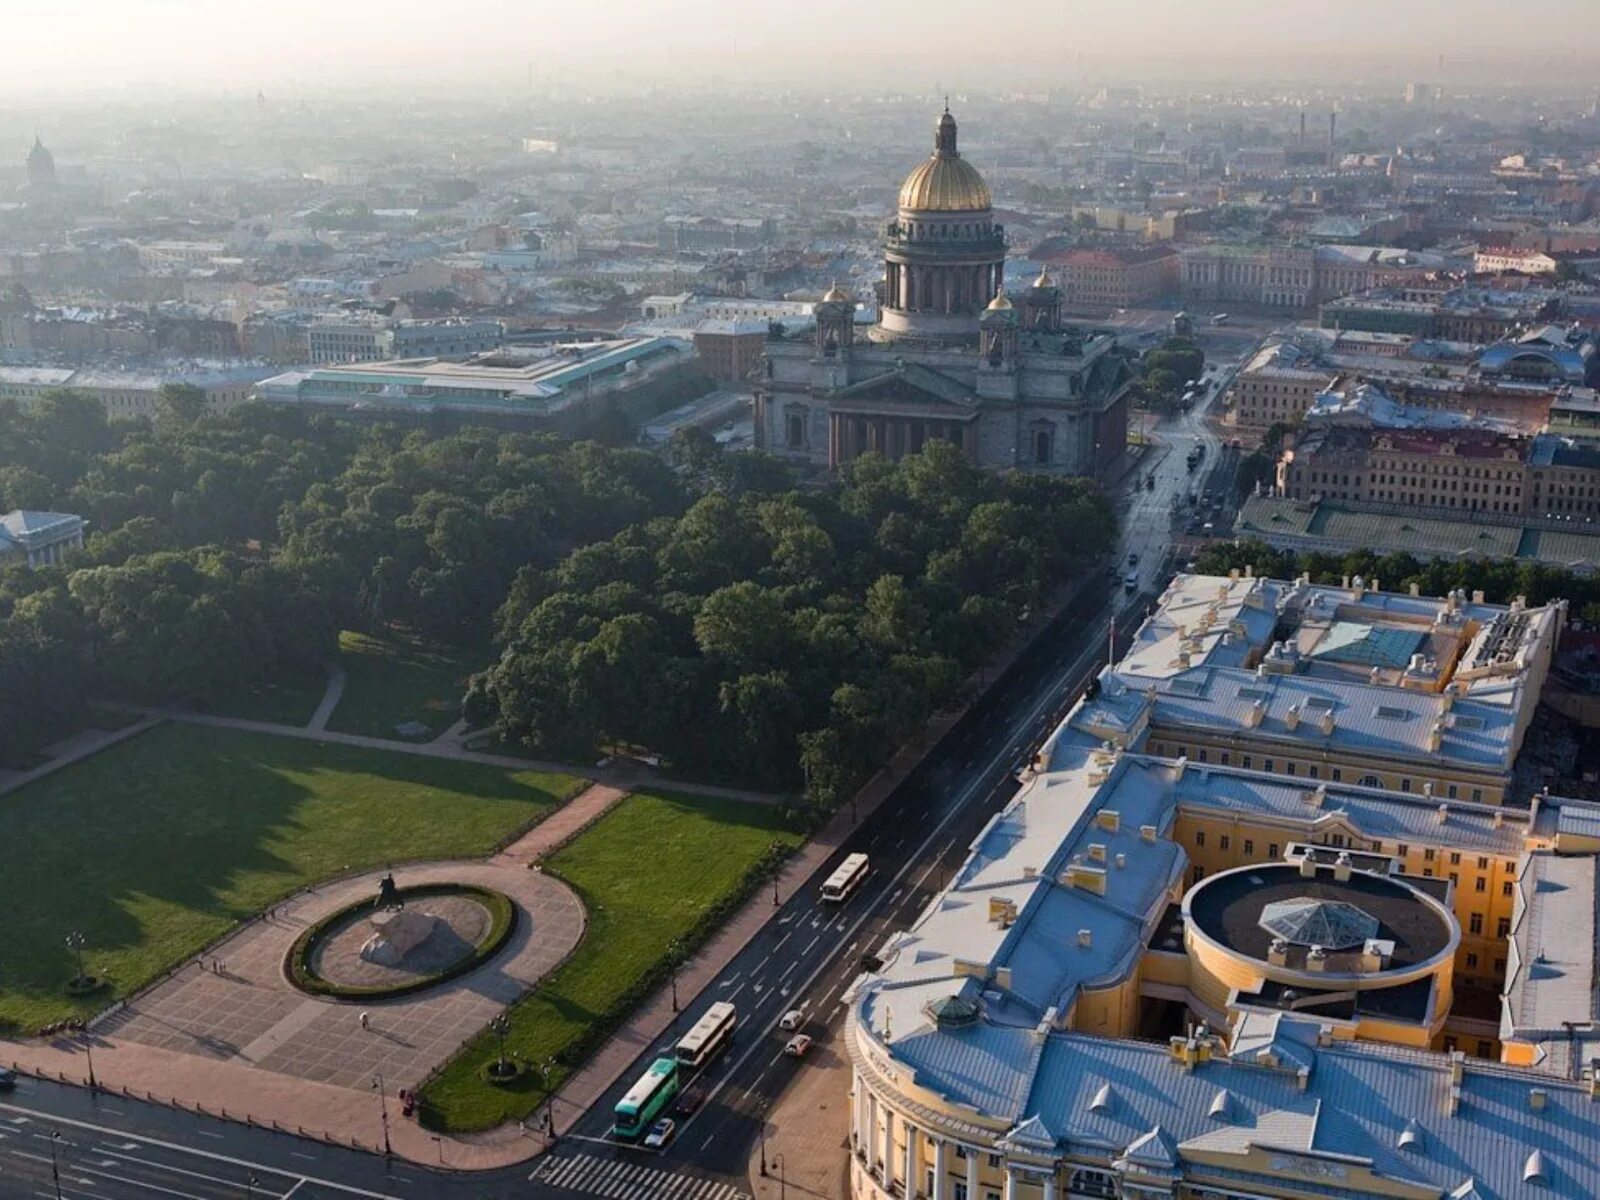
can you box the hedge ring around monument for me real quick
[286,882,517,1000]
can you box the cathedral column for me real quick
[904,1124,921,1198]
[1003,1165,1020,1200]
[931,1141,948,1200]
[965,1150,980,1200]
[1041,1168,1058,1200]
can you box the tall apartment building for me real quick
[846,574,1590,1200]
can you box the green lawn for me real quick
[327,630,481,741]
[0,724,583,1033]
[418,790,802,1132]
[194,667,328,727]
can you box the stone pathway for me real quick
[5,859,584,1168]
[107,703,786,807]
[306,662,347,733]
[492,782,630,868]
[0,714,163,798]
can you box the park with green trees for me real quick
[0,390,1116,811]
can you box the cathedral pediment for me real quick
[826,361,978,413]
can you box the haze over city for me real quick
[6,0,1600,95]
[10,7,1600,1200]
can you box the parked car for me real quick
[644,1117,676,1149]
[784,1034,814,1058]
[0,1067,14,1091]
[779,1009,804,1031]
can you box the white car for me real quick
[779,1009,804,1031]
[643,1117,676,1149]
[784,1034,814,1058]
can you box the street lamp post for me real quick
[80,1029,96,1092]
[65,931,86,987]
[430,1135,445,1165]
[667,938,683,1014]
[490,1013,511,1072]
[49,1131,64,1200]
[758,1101,769,1176]
[372,1073,392,1158]
[771,871,780,907]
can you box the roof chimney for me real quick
[1078,928,1093,949]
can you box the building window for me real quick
[1219,835,1231,851]
[1197,749,1208,763]
[1243,756,1253,770]
[1033,429,1052,464]
[1397,843,1409,858]
[786,411,805,447]
[1424,848,1435,862]
[1466,952,1479,968]
[1497,917,1511,938]
[1244,839,1254,855]
[1478,1040,1494,1058]
[1495,958,1506,974]
[1331,768,1342,782]
[1268,843,1279,858]
[1474,876,1486,893]
[1470,913,1483,934]
[1194,831,1206,847]
[1502,881,1513,897]
[1450,852,1461,866]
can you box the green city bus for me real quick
[613,1057,680,1140]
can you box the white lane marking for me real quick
[0,1102,398,1199]
[284,1183,306,1199]
[96,1146,281,1192]
[772,932,790,952]
[194,1129,224,1139]
[801,934,820,955]
[71,1166,212,1200]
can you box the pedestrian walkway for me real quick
[306,663,346,733]
[531,1151,749,1200]
[107,703,784,808]
[0,713,163,798]
[492,782,629,867]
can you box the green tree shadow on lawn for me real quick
[0,724,580,1033]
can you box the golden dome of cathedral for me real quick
[897,108,992,213]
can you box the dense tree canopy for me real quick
[476,440,1115,805]
[0,391,1116,815]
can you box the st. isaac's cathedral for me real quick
[755,108,1131,474]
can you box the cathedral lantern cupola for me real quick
[1022,268,1062,332]
[815,281,857,357]
[877,106,1006,344]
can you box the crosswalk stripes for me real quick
[532,1150,749,1200]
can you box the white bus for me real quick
[675,1001,737,1069]
[821,852,870,903]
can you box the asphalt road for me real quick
[0,389,1233,1200]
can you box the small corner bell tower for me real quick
[815,281,857,360]
[1022,268,1063,331]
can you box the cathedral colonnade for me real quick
[827,412,976,466]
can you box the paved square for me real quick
[99,860,583,1090]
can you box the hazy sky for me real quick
[5,0,1600,96]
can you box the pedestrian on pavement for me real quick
[360,1011,370,1031]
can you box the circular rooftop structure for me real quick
[1259,898,1380,950]
[1182,862,1458,988]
